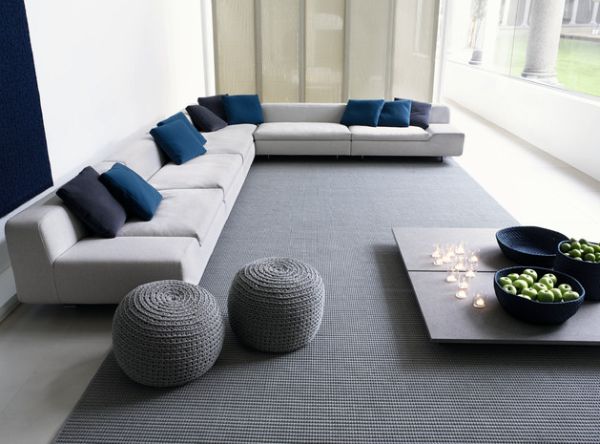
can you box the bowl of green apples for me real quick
[494,266,585,324]
[555,238,600,301]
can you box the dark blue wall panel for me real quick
[0,0,52,217]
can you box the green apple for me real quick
[522,268,538,281]
[550,288,563,301]
[562,291,580,301]
[538,277,554,289]
[542,273,558,285]
[593,245,600,253]
[499,276,513,287]
[595,253,600,262]
[571,241,582,250]
[502,284,518,295]
[584,253,596,262]
[560,242,571,253]
[522,288,538,299]
[537,290,554,303]
[517,294,532,301]
[532,282,547,292]
[558,283,572,294]
[519,274,535,286]
[583,245,595,254]
[574,257,583,261]
[570,249,582,258]
[579,238,588,245]
[513,279,529,291]
[507,273,520,282]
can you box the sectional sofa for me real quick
[6,103,463,304]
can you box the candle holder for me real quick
[455,241,465,256]
[465,262,477,279]
[472,293,486,309]
[455,289,468,299]
[432,244,441,259]
[457,274,469,290]
[468,249,480,265]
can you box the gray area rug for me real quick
[55,158,600,443]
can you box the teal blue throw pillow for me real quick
[150,120,207,165]
[378,100,411,127]
[158,112,207,146]
[100,163,162,221]
[223,94,264,125]
[340,99,385,127]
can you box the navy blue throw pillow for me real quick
[157,112,206,146]
[222,94,264,125]
[378,100,411,127]
[395,98,432,129]
[198,94,228,121]
[186,105,228,132]
[57,167,126,238]
[100,163,162,221]
[340,99,385,127]
[150,120,207,165]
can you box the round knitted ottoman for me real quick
[112,280,224,387]
[228,257,325,352]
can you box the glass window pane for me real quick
[214,0,256,94]
[260,0,301,102]
[305,0,345,102]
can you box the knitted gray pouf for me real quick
[112,280,224,388]
[228,257,325,352]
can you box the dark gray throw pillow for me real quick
[57,166,126,238]
[186,105,228,132]
[197,94,228,121]
[395,98,432,129]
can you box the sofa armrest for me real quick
[54,237,204,304]
[425,124,465,156]
[5,198,87,304]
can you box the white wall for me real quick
[0,0,212,315]
[443,61,600,182]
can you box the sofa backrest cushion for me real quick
[429,105,450,124]
[262,103,346,123]
[56,166,126,238]
[150,120,207,165]
[100,163,163,221]
[106,136,166,180]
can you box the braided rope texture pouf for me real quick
[228,257,325,352]
[112,280,224,387]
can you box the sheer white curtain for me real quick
[213,0,438,102]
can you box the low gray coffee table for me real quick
[393,227,600,345]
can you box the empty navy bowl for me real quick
[554,241,600,301]
[496,226,568,267]
[494,266,585,325]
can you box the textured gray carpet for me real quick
[55,158,600,443]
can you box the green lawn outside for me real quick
[494,30,600,97]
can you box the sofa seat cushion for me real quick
[148,154,242,195]
[350,125,431,141]
[254,122,351,141]
[117,189,223,246]
[202,124,256,161]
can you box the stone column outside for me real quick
[521,0,566,84]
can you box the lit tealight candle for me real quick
[455,289,468,299]
[455,242,465,255]
[473,293,486,309]
[458,276,469,290]
[446,274,457,283]
[433,257,444,266]
[465,269,476,279]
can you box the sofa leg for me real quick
[438,156,444,163]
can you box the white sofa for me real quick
[256,103,464,157]
[6,103,463,304]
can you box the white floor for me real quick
[0,106,599,444]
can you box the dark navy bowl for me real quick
[554,241,600,301]
[494,266,585,324]
[496,226,568,267]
